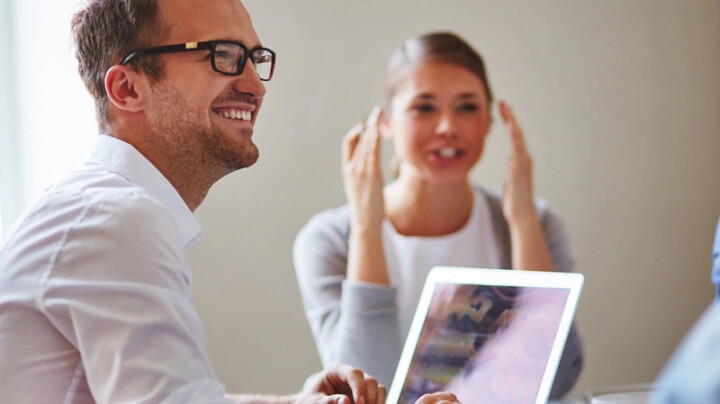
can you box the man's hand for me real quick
[415,392,462,404]
[294,363,386,404]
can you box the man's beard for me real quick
[149,82,259,176]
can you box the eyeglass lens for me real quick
[213,42,273,80]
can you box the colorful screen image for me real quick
[397,283,570,404]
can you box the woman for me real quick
[293,32,583,398]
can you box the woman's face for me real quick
[384,61,492,184]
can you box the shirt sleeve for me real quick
[38,193,230,404]
[712,218,720,302]
[540,206,584,398]
[652,304,720,403]
[293,207,402,386]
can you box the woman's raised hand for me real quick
[499,100,555,272]
[499,100,537,227]
[342,106,386,232]
[342,107,390,284]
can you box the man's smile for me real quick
[214,107,252,121]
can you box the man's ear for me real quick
[105,65,148,112]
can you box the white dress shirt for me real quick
[0,135,230,403]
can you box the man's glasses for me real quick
[121,40,276,81]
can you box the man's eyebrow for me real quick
[215,38,262,47]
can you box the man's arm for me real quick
[41,195,229,403]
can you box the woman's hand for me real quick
[342,107,390,284]
[342,106,386,231]
[499,100,537,227]
[498,100,554,272]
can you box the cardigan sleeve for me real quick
[540,206,584,398]
[293,206,402,386]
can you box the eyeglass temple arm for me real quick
[121,42,210,65]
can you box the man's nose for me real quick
[232,63,267,98]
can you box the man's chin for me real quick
[227,145,259,171]
[240,151,259,169]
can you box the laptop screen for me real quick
[387,267,583,404]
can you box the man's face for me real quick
[144,0,267,175]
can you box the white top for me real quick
[382,190,502,337]
[0,135,230,403]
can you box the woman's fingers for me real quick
[341,106,386,229]
[342,122,363,163]
[342,106,383,165]
[365,106,383,161]
[499,100,526,152]
[498,99,536,226]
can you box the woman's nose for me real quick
[435,111,459,137]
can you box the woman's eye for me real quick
[458,103,479,112]
[412,104,435,113]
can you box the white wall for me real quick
[0,0,19,234]
[5,0,720,398]
[1,0,97,238]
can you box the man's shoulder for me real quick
[49,169,166,218]
[9,168,174,248]
[0,168,183,290]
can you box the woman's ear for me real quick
[105,65,148,113]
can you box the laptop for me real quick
[386,266,584,404]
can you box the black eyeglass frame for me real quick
[120,40,276,81]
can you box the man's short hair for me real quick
[71,0,167,132]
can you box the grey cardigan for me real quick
[293,186,583,398]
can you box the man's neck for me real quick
[112,131,227,212]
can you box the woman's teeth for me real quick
[438,147,459,158]
[218,110,251,121]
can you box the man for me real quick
[0,0,460,403]
[651,218,720,403]
[713,218,720,302]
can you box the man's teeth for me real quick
[219,110,252,121]
[438,147,458,158]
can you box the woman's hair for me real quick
[380,31,494,115]
[71,0,168,133]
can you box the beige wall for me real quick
[190,0,720,396]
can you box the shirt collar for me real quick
[86,135,203,247]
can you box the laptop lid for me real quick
[386,266,584,404]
